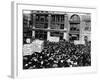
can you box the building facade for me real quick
[23,10,91,44]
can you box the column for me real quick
[64,14,69,41]
[32,13,36,38]
[80,21,85,44]
[47,14,51,41]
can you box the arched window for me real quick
[70,14,80,23]
[69,14,80,42]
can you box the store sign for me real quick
[23,39,44,55]
[74,40,85,45]
[48,36,59,42]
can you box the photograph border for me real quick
[11,1,97,78]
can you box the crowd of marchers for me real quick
[23,40,91,69]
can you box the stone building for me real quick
[23,10,91,44]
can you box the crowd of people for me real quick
[23,40,91,69]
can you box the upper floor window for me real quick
[70,14,80,23]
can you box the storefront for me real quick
[23,10,91,44]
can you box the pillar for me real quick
[64,14,69,41]
[47,14,51,41]
[32,13,36,38]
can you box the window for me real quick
[70,14,80,23]
[69,34,79,41]
[50,31,60,37]
[69,14,80,36]
[35,14,48,29]
[35,30,47,40]
[23,14,33,44]
[84,36,88,41]
[50,32,64,40]
[51,14,64,29]
[84,22,91,31]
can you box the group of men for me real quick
[23,40,91,69]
